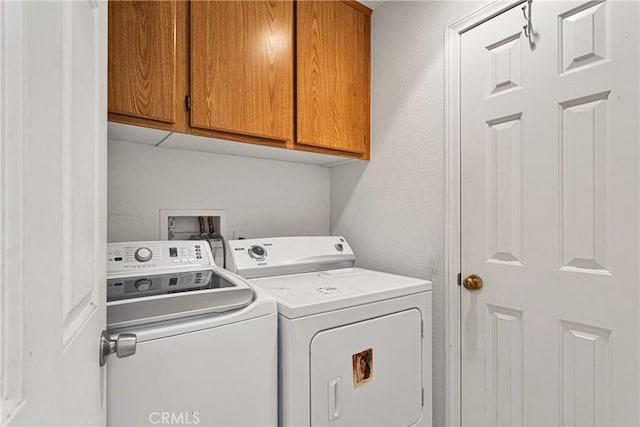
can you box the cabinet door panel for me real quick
[297,1,370,155]
[190,1,294,143]
[108,1,177,124]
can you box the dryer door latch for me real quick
[328,377,342,421]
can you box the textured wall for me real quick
[330,2,483,425]
[108,140,330,243]
[109,2,487,422]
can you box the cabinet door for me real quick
[190,1,294,143]
[108,1,178,124]
[297,1,371,156]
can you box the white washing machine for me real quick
[229,236,432,427]
[106,241,277,426]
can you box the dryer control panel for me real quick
[107,241,214,276]
[229,236,355,279]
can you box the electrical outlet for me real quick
[233,230,260,240]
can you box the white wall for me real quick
[330,2,483,425]
[108,140,330,243]
[110,2,486,422]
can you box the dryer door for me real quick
[310,309,423,426]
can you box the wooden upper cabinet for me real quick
[296,1,371,157]
[108,1,179,125]
[190,1,294,143]
[108,0,371,160]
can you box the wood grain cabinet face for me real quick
[108,0,370,160]
[296,1,371,156]
[108,1,178,124]
[190,1,294,143]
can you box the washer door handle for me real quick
[328,377,342,421]
[100,330,137,366]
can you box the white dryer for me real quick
[229,236,432,427]
[106,241,277,426]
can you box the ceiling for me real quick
[359,0,385,11]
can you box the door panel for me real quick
[62,0,102,345]
[461,9,527,423]
[559,91,609,272]
[296,1,370,155]
[190,0,294,142]
[2,1,107,424]
[461,1,638,425]
[310,310,423,426]
[108,0,177,123]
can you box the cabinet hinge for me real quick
[185,95,191,111]
[457,272,462,286]
[421,387,424,407]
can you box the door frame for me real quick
[1,0,27,421]
[443,1,524,425]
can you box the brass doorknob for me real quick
[463,274,483,290]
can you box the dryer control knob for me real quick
[249,245,266,260]
[134,247,153,262]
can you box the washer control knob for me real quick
[335,243,344,252]
[135,247,153,262]
[249,245,266,260]
[134,278,152,291]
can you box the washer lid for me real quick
[107,267,254,329]
[248,267,432,319]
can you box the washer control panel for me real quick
[107,270,215,301]
[107,241,214,275]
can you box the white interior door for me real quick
[461,1,639,425]
[1,0,107,424]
